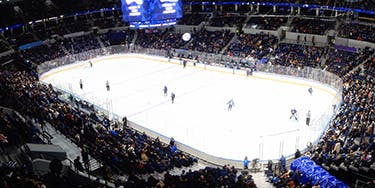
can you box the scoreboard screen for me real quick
[121,0,182,28]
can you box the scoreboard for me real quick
[121,0,182,28]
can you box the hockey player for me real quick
[290,109,298,120]
[183,60,187,68]
[171,92,175,104]
[79,79,83,90]
[306,110,311,126]
[308,87,313,95]
[106,80,110,91]
[227,99,235,111]
[246,68,253,76]
[163,85,168,96]
[89,61,93,67]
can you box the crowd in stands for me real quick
[22,43,66,64]
[0,81,260,188]
[0,51,262,188]
[177,13,208,25]
[338,23,375,44]
[0,107,105,188]
[1,2,375,186]
[272,43,327,69]
[1,0,375,32]
[187,0,375,12]
[272,44,374,77]
[0,157,104,188]
[135,28,189,50]
[246,16,288,30]
[0,70,197,178]
[267,169,312,188]
[309,58,375,184]
[20,33,102,64]
[3,9,127,48]
[5,28,373,186]
[0,0,119,27]
[324,47,374,77]
[209,14,247,27]
[162,166,256,188]
[135,28,235,54]
[185,29,234,53]
[0,109,34,149]
[64,34,101,54]
[101,29,135,46]
[291,18,335,35]
[118,165,256,188]
[7,32,37,47]
[226,33,278,59]
[262,55,375,187]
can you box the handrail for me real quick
[65,158,115,188]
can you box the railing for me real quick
[65,158,115,188]
[37,45,343,166]
[37,45,341,90]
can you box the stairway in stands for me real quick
[35,122,102,171]
[220,34,237,54]
[252,172,274,188]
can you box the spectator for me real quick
[74,156,84,172]
[244,156,249,169]
[280,155,286,173]
[295,149,301,159]
[81,147,90,171]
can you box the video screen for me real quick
[121,0,182,28]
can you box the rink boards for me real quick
[40,53,341,166]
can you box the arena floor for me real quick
[40,54,339,161]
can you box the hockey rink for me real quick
[40,54,340,161]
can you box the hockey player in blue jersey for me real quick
[308,87,313,95]
[227,99,235,111]
[171,92,175,104]
[290,108,298,120]
[163,85,168,96]
[106,80,110,91]
[79,79,83,90]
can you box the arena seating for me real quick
[291,18,335,35]
[135,28,188,49]
[309,58,375,185]
[209,14,247,27]
[273,43,328,68]
[324,47,374,77]
[0,107,103,188]
[0,70,197,177]
[184,29,234,53]
[338,23,375,43]
[186,0,375,12]
[21,43,66,64]
[246,16,288,30]
[0,1,375,187]
[177,13,208,25]
[226,33,278,59]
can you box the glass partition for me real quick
[37,45,342,161]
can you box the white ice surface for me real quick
[41,54,338,161]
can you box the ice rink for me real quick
[40,54,340,161]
